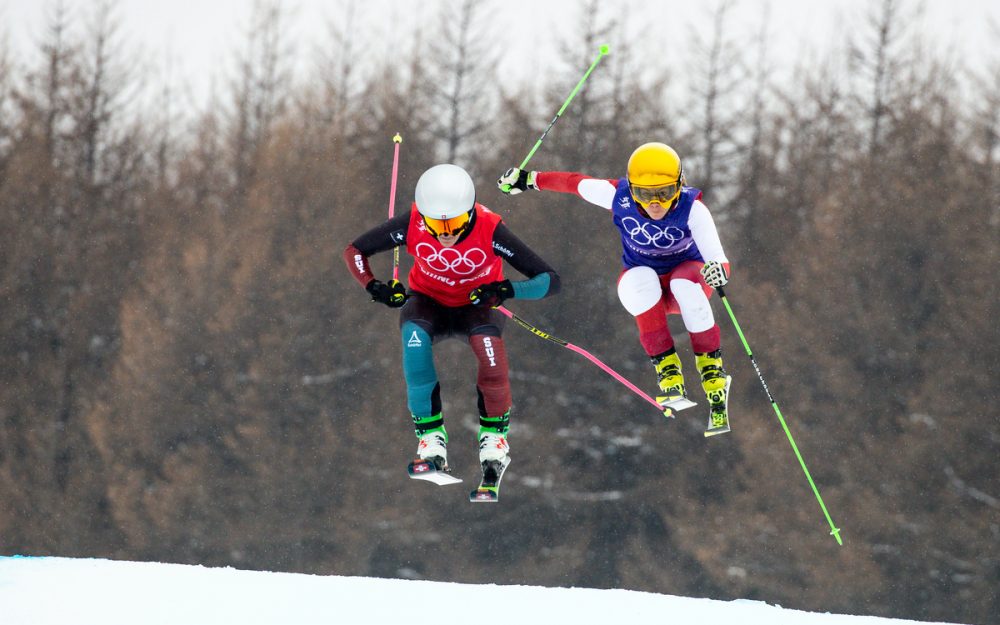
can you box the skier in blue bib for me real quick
[498,143,732,434]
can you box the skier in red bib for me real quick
[345,163,560,488]
[498,143,732,434]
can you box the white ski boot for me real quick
[478,432,509,464]
[470,433,511,502]
[408,431,461,486]
[417,431,448,467]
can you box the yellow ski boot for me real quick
[652,349,695,411]
[697,350,732,436]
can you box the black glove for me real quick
[366,279,408,308]
[469,280,515,307]
[497,167,538,195]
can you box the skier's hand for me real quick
[469,280,515,307]
[366,279,408,308]
[497,168,538,195]
[700,261,729,288]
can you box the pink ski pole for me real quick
[388,133,402,280]
[496,306,672,419]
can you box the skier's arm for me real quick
[688,200,731,275]
[344,212,410,307]
[343,211,410,288]
[498,167,617,210]
[493,223,561,299]
[534,172,618,210]
[468,223,561,308]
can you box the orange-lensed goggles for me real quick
[422,211,472,237]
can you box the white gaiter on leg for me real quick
[669,279,714,333]
[618,266,663,315]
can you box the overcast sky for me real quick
[1,0,998,112]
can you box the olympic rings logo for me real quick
[620,217,686,249]
[415,242,487,275]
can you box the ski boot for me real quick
[417,431,448,467]
[470,432,510,502]
[697,349,732,436]
[652,348,696,412]
[407,423,461,486]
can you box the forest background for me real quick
[0,1,998,624]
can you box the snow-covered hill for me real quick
[0,556,966,625]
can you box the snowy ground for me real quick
[0,556,966,625]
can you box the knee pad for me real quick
[669,278,715,333]
[618,266,664,316]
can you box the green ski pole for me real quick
[500,44,610,192]
[717,286,843,546]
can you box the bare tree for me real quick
[43,0,137,190]
[317,0,363,137]
[546,0,618,169]
[422,0,496,164]
[688,0,743,200]
[0,0,149,551]
[735,3,773,219]
[229,0,293,199]
[147,46,181,187]
[25,0,74,173]
[80,1,113,183]
[603,40,675,169]
[848,0,919,158]
[969,17,1000,227]
[0,29,14,170]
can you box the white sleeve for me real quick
[688,200,728,263]
[577,178,617,210]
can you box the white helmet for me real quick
[414,164,476,219]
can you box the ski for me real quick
[704,375,733,437]
[469,458,510,502]
[656,394,697,412]
[407,458,462,486]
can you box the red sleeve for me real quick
[343,244,375,288]
[534,171,618,195]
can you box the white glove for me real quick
[701,261,729,288]
[497,167,538,195]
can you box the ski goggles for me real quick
[629,182,681,208]
[422,211,472,237]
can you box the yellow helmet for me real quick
[626,142,684,209]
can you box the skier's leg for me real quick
[470,337,511,427]
[400,296,448,462]
[469,333,512,461]
[459,303,512,468]
[618,266,686,400]
[668,262,729,419]
[667,261,719,349]
[618,266,673,355]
